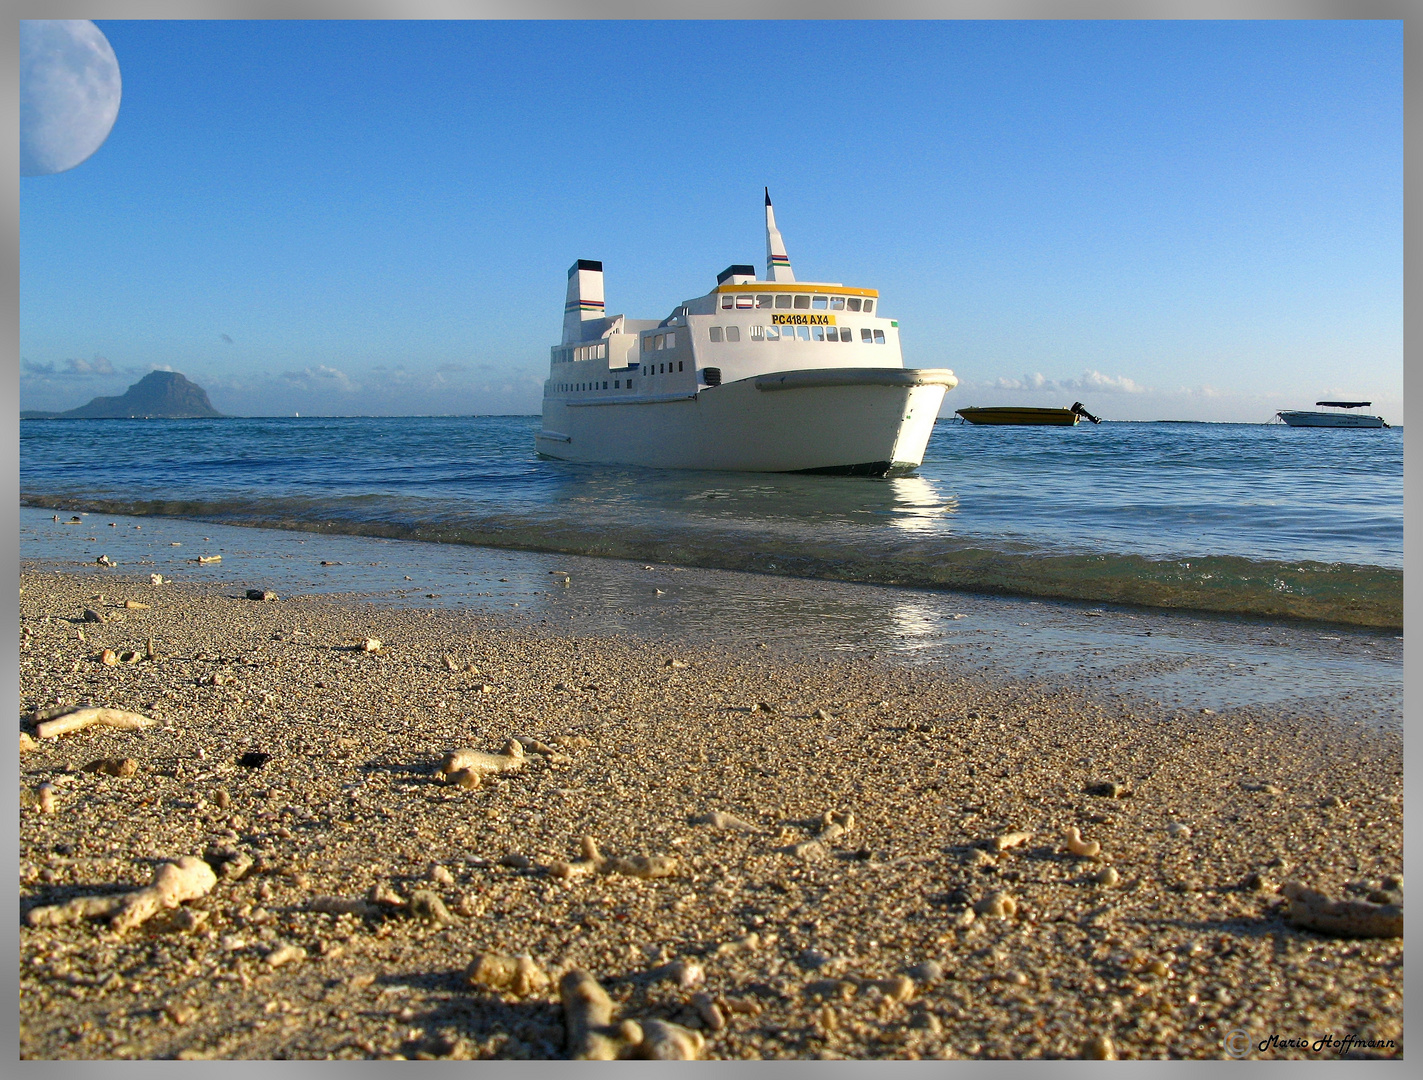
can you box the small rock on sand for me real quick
[83,757,138,777]
[407,890,453,924]
[467,953,549,997]
[1083,1034,1116,1059]
[429,864,455,886]
[1086,781,1128,798]
[974,892,1018,918]
[636,1019,705,1060]
[265,944,306,968]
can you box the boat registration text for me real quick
[771,313,836,326]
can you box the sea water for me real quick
[20,415,1402,628]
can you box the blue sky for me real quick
[20,19,1402,421]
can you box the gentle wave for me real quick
[19,490,1402,629]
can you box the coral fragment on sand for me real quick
[27,855,217,932]
[1281,881,1402,939]
[34,707,158,740]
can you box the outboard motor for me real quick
[1071,401,1101,424]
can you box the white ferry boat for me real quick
[535,192,958,475]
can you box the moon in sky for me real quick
[21,20,122,177]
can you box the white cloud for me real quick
[986,369,1145,394]
[1071,369,1144,394]
[63,355,114,375]
[280,364,357,392]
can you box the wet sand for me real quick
[18,564,1403,1060]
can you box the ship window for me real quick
[840,327,853,342]
[603,381,608,389]
[659,363,665,373]
[756,295,774,309]
[830,296,845,310]
[812,325,825,342]
[709,326,723,342]
[678,361,684,371]
[796,325,810,341]
[750,325,765,340]
[863,299,874,313]
[642,337,652,353]
[812,295,828,310]
[721,294,735,309]
[861,328,873,342]
[776,294,793,308]
[847,297,862,311]
[726,326,741,342]
[736,295,754,309]
[666,332,676,348]
[793,295,810,309]
[766,325,780,341]
[874,329,886,344]
[614,380,620,388]
[654,334,665,350]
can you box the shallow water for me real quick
[19,415,1404,627]
[21,506,1401,730]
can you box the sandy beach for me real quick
[18,564,1403,1060]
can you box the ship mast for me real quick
[764,188,795,282]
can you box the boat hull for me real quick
[536,367,953,474]
[1277,410,1386,428]
[956,407,1080,426]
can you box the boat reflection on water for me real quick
[881,476,957,534]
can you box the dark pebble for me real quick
[238,751,273,769]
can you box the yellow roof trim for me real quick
[713,283,879,298]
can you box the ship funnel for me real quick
[764,188,795,282]
[563,259,605,344]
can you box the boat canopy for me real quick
[1316,401,1371,408]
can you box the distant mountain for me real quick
[21,371,223,419]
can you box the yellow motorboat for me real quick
[955,402,1100,426]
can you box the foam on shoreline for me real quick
[20,505,1403,729]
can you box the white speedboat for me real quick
[535,191,958,475]
[1276,401,1388,428]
